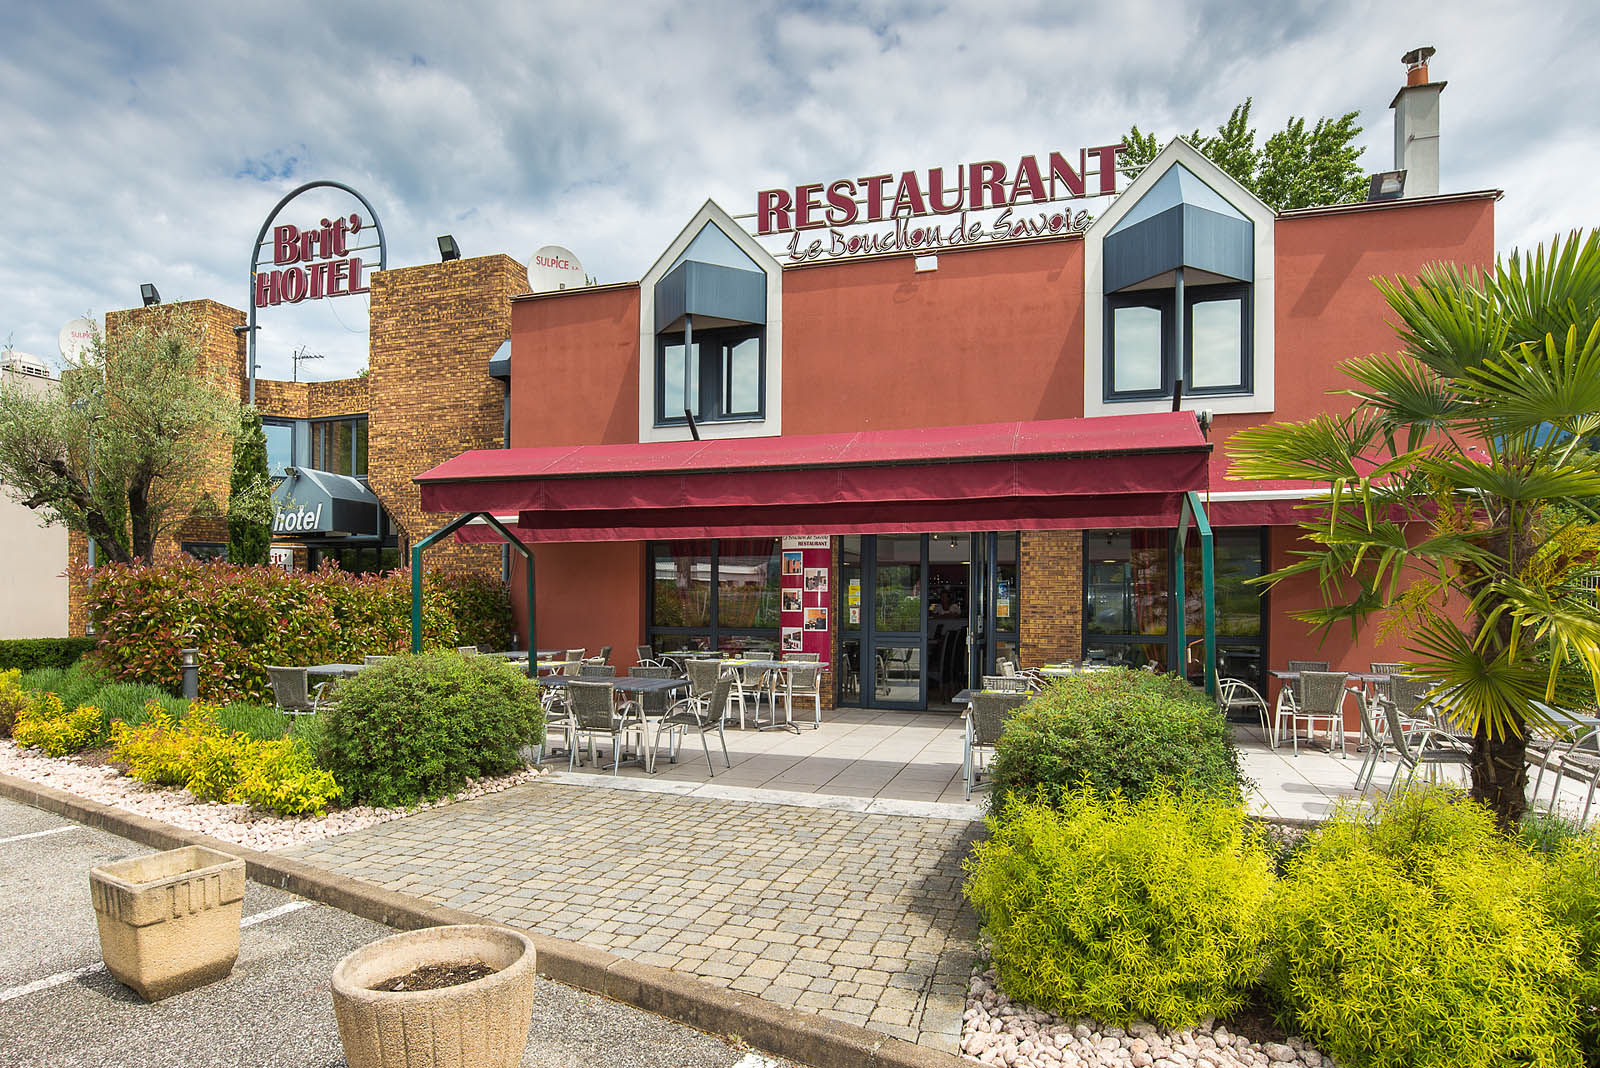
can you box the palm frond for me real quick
[1458,321,1600,436]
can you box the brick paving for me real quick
[278,778,981,1051]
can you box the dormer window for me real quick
[1107,281,1252,399]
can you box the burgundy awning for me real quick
[416,412,1212,544]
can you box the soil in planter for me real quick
[373,961,498,992]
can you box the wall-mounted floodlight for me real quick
[1367,170,1407,201]
[437,235,461,262]
[140,283,161,307]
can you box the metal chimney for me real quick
[1390,46,1445,197]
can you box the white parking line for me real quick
[0,825,78,846]
[730,1054,780,1068]
[0,900,312,1003]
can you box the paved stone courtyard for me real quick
[279,777,981,1051]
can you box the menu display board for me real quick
[780,535,831,658]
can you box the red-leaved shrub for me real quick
[81,562,505,702]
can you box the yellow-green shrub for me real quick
[1268,791,1582,1068]
[234,739,341,817]
[1543,832,1600,1061]
[111,703,202,786]
[0,668,29,737]
[183,727,250,803]
[964,788,1274,1028]
[13,693,104,756]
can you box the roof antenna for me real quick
[684,409,701,441]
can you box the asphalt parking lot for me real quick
[0,796,799,1068]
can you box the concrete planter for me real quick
[331,924,537,1068]
[89,845,246,1001]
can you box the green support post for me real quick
[1187,491,1218,697]
[409,512,481,654]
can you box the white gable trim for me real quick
[639,200,783,442]
[1084,138,1276,418]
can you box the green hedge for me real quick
[82,561,513,703]
[0,637,97,672]
[314,651,543,806]
[986,668,1244,813]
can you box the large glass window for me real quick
[263,420,294,478]
[647,538,779,654]
[1105,283,1250,400]
[310,416,369,477]
[655,326,765,425]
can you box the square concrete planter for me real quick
[89,845,246,1001]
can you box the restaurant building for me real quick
[80,52,1495,715]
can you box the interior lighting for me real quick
[140,283,161,307]
[437,235,461,261]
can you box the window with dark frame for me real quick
[308,416,369,477]
[655,326,765,426]
[1104,282,1251,400]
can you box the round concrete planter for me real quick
[330,924,537,1068]
[89,844,246,1002]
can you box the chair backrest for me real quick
[998,660,1018,676]
[1370,662,1403,676]
[565,648,585,661]
[630,665,673,678]
[1217,677,1266,714]
[788,652,821,662]
[1384,698,1416,761]
[629,664,674,712]
[636,645,654,664]
[982,675,1029,693]
[265,666,310,712]
[687,659,722,697]
[457,646,481,656]
[579,663,616,677]
[1285,660,1329,700]
[567,681,617,730]
[738,662,766,684]
[705,675,736,724]
[363,655,392,666]
[1356,690,1383,749]
[788,663,821,692]
[1389,675,1435,719]
[1299,671,1349,715]
[598,645,613,663]
[971,691,1027,746]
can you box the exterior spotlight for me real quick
[437,235,461,262]
[140,283,161,307]
[1367,170,1407,202]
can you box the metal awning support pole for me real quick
[1187,490,1218,697]
[475,513,537,679]
[410,513,481,653]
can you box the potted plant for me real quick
[89,845,246,1001]
[330,924,537,1068]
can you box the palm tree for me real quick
[1228,230,1600,827]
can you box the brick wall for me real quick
[307,376,368,419]
[1020,530,1082,667]
[368,254,528,576]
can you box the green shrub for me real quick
[1523,809,1589,855]
[112,704,202,786]
[1268,790,1582,1068]
[0,636,98,672]
[1544,833,1600,1061]
[80,560,482,702]
[234,738,340,816]
[316,652,543,806]
[432,571,516,651]
[965,789,1274,1028]
[13,693,105,756]
[0,669,29,737]
[986,668,1244,812]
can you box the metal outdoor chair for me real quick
[457,646,481,656]
[1369,662,1403,676]
[628,664,675,722]
[686,659,723,704]
[561,649,586,676]
[1290,671,1350,757]
[566,680,645,775]
[362,655,393,666]
[578,662,616,677]
[598,645,613,664]
[657,675,735,775]
[1217,677,1271,745]
[266,666,338,719]
[1384,696,1471,792]
[779,661,824,729]
[966,690,1028,799]
[636,644,664,668]
[1284,660,1329,704]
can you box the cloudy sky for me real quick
[3,1,1596,380]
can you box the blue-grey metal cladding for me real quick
[1103,204,1253,293]
[653,261,767,333]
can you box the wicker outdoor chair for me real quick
[565,680,645,774]
[657,675,735,775]
[966,690,1028,799]
[266,666,338,719]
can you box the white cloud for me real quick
[1,0,1595,380]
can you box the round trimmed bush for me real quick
[965,788,1275,1028]
[1268,790,1583,1068]
[315,652,544,806]
[986,668,1243,812]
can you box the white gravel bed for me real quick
[0,740,549,852]
[964,963,1336,1068]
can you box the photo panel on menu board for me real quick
[782,551,803,577]
[804,567,828,593]
[782,627,803,651]
[781,589,803,613]
[804,607,828,631]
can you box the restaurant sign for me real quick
[755,144,1124,263]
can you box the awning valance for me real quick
[416,412,1211,544]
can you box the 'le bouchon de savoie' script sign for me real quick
[255,214,371,307]
[756,144,1124,263]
